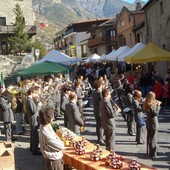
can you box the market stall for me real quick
[125,42,170,64]
[57,128,157,170]
[16,61,72,76]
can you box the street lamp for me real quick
[35,49,40,61]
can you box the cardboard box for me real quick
[0,142,15,170]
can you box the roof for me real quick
[116,6,144,22]
[133,21,145,31]
[98,17,116,28]
[72,18,111,24]
[141,0,157,11]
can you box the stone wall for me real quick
[144,0,170,77]
[0,55,23,77]
[0,0,34,26]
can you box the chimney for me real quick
[136,1,142,11]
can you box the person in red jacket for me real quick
[162,81,170,106]
[127,72,134,85]
[153,79,162,101]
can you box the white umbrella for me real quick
[117,43,145,62]
[106,46,131,61]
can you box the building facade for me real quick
[116,5,144,48]
[143,0,170,76]
[0,0,36,54]
[54,18,110,58]
[87,18,118,56]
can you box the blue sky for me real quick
[123,0,148,3]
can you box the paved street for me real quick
[0,105,170,170]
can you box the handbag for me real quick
[138,117,145,127]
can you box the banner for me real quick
[70,45,76,57]
[1,73,5,89]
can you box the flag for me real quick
[40,23,47,28]
[1,73,5,89]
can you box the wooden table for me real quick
[63,137,156,170]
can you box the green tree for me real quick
[8,4,31,55]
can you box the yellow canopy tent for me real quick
[125,42,170,64]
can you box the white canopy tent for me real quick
[85,53,100,63]
[117,43,145,62]
[35,49,79,65]
[106,46,131,61]
[99,51,115,62]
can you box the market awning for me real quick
[106,46,131,61]
[125,42,170,64]
[16,61,72,76]
[117,43,145,62]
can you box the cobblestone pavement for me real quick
[0,106,170,170]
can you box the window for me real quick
[162,44,166,50]
[136,33,140,43]
[110,30,115,37]
[120,20,125,27]
[107,45,112,53]
[160,1,164,14]
[129,33,132,45]
[128,16,131,22]
[92,34,95,39]
[94,48,98,54]
[105,30,111,37]
[118,35,126,46]
[0,17,6,26]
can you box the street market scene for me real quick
[0,0,170,170]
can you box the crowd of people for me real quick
[0,62,170,169]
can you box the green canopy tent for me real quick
[16,61,73,76]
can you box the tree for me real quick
[8,4,31,55]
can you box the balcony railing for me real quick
[0,25,36,35]
[88,36,117,47]
[0,25,16,34]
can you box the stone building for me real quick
[142,0,170,77]
[0,0,36,54]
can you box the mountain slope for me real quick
[32,0,145,43]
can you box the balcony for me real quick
[0,25,16,34]
[88,36,118,47]
[0,25,36,35]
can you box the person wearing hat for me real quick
[0,88,16,141]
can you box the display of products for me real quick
[90,144,103,161]
[74,140,85,155]
[129,159,141,170]
[105,150,123,169]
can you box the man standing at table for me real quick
[39,107,64,170]
[65,92,84,135]
[92,80,105,145]
[99,88,117,151]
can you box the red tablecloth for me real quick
[63,137,156,170]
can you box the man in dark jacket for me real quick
[0,88,15,141]
[99,88,117,151]
[92,80,105,145]
[26,87,42,155]
[60,86,72,128]
[65,92,84,135]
